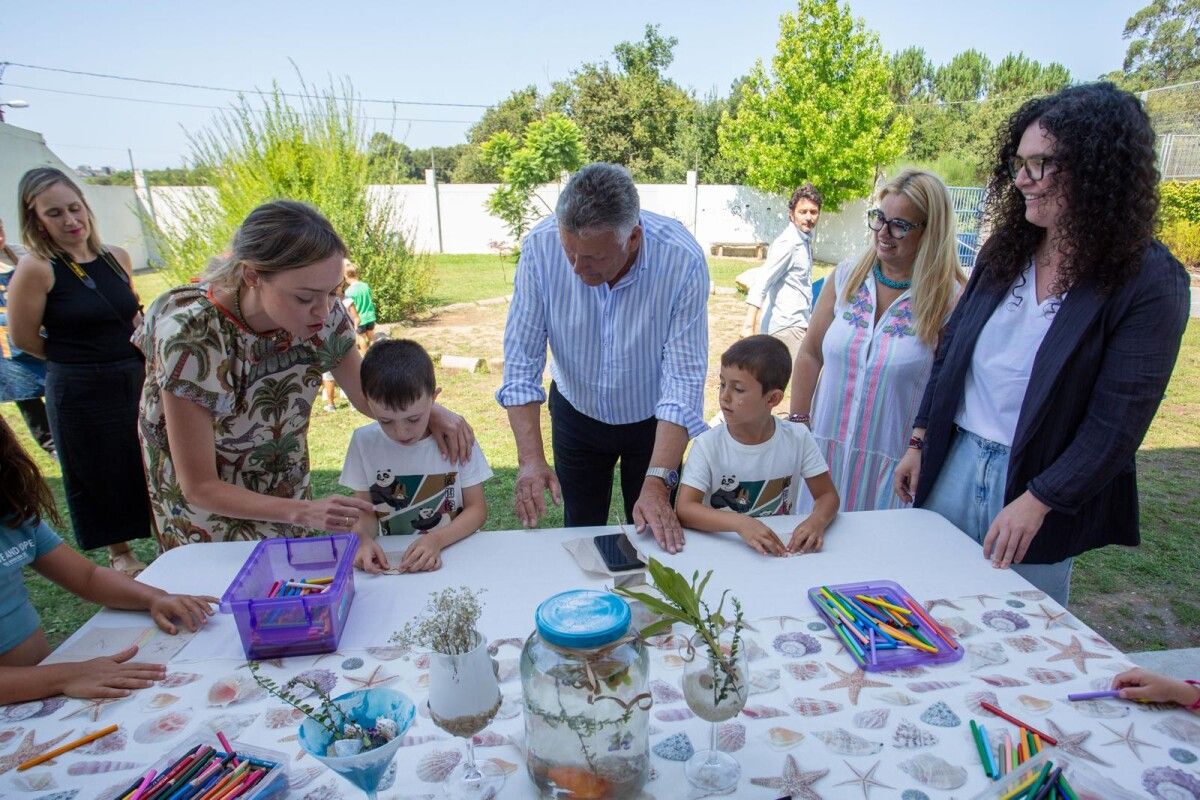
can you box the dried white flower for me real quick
[391,586,485,655]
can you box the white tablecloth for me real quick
[2,510,1196,799]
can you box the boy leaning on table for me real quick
[340,339,492,574]
[677,335,839,556]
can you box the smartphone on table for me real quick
[593,533,646,572]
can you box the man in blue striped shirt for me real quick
[496,163,709,553]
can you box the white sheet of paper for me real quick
[42,625,196,665]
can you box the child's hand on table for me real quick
[60,646,166,698]
[398,536,443,573]
[735,517,787,556]
[787,516,826,554]
[354,533,391,574]
[148,593,219,634]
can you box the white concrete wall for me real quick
[142,179,877,267]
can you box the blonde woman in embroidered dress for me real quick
[135,200,473,549]
[788,170,964,512]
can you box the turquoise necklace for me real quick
[874,261,912,291]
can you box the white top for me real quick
[747,223,813,333]
[956,261,1063,445]
[340,422,493,536]
[680,419,828,516]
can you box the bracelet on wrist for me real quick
[908,436,925,451]
[787,412,811,425]
[1186,680,1200,711]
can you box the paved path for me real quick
[1127,647,1200,680]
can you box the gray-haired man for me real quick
[495,163,709,553]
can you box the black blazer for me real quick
[914,240,1190,563]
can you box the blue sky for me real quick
[1,0,1144,169]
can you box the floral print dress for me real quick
[800,260,940,513]
[134,285,356,548]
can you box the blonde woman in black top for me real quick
[7,168,152,575]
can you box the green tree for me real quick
[1122,0,1200,87]
[934,49,992,103]
[889,47,935,104]
[483,113,585,249]
[719,0,909,210]
[453,87,555,182]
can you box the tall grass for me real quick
[151,76,431,320]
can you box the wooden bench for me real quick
[710,242,769,259]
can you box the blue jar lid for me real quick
[535,590,631,650]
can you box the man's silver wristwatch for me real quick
[645,466,680,489]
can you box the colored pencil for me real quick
[1033,731,1044,752]
[1003,732,1012,775]
[832,619,866,663]
[978,723,998,779]
[1025,762,1054,799]
[902,596,958,649]
[1067,689,1121,701]
[1032,765,1062,800]
[17,724,119,771]
[1057,771,1080,800]
[878,621,938,653]
[307,576,334,584]
[979,701,1058,746]
[1000,771,1041,800]
[868,628,877,665]
[970,719,993,778]
[855,594,912,615]
[125,769,157,800]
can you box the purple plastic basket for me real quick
[807,579,963,672]
[220,534,358,659]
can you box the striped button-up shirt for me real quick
[496,211,709,438]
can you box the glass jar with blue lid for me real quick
[520,589,652,798]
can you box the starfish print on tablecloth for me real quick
[750,754,830,799]
[818,632,851,656]
[819,662,891,706]
[238,658,284,671]
[1099,722,1160,761]
[923,598,962,612]
[0,730,75,776]
[962,593,1001,607]
[344,665,397,689]
[1024,603,1077,630]
[833,759,894,799]
[1045,719,1112,766]
[59,697,127,722]
[1042,635,1110,674]
[754,615,806,631]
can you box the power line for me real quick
[1,61,492,109]
[5,82,478,124]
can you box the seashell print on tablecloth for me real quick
[200,712,258,740]
[487,757,519,776]
[981,609,1030,632]
[936,616,981,639]
[717,722,746,752]
[0,697,67,721]
[966,642,1008,670]
[892,720,938,748]
[766,727,805,749]
[744,703,793,719]
[785,661,827,681]
[879,666,928,679]
[976,674,1028,687]
[288,669,338,698]
[919,701,961,728]
[416,749,462,782]
[1011,589,1047,601]
[160,671,202,688]
[288,766,324,791]
[750,668,781,695]
[0,726,24,749]
[772,632,821,658]
[407,673,431,691]
[32,791,77,800]
[1169,748,1197,764]
[1027,667,1074,685]
[1004,635,1046,653]
[654,707,695,722]
[660,654,686,669]
[132,710,193,744]
[400,734,447,747]
[652,732,694,762]
[365,645,408,661]
[854,708,891,729]
[788,697,842,716]
[413,653,432,670]
[77,729,127,755]
[12,772,56,791]
[1142,766,1200,799]
[340,657,363,671]
[898,753,968,790]
[649,679,683,704]
[1016,694,1054,714]
[140,693,180,711]
[814,727,883,755]
[647,633,690,650]
[66,761,142,775]
[494,694,522,720]
[1072,699,1131,719]
[963,691,999,713]
[1155,717,1200,747]
[264,707,307,729]
[878,691,921,706]
[470,730,509,748]
[743,638,769,662]
[207,675,266,707]
[906,680,964,693]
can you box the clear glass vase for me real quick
[681,630,749,794]
[296,688,416,799]
[426,630,505,799]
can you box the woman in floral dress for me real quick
[136,200,471,548]
[788,171,964,512]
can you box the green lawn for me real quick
[7,259,1198,652]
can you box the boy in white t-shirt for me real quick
[678,335,839,556]
[340,340,492,573]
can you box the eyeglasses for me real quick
[1007,155,1059,182]
[866,209,924,240]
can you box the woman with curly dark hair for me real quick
[893,82,1190,605]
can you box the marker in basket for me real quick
[125,768,157,800]
[979,700,1059,746]
[17,724,119,771]
[902,596,958,650]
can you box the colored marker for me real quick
[969,719,992,778]
[979,701,1058,746]
[1067,689,1120,701]
[18,725,119,771]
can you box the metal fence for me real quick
[1141,81,1200,179]
[947,185,986,272]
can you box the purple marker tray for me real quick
[806,579,963,672]
[220,534,358,659]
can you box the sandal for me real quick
[110,551,148,578]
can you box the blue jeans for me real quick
[924,427,1074,606]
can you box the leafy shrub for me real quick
[1159,180,1200,227]
[152,77,430,322]
[1159,219,1200,269]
